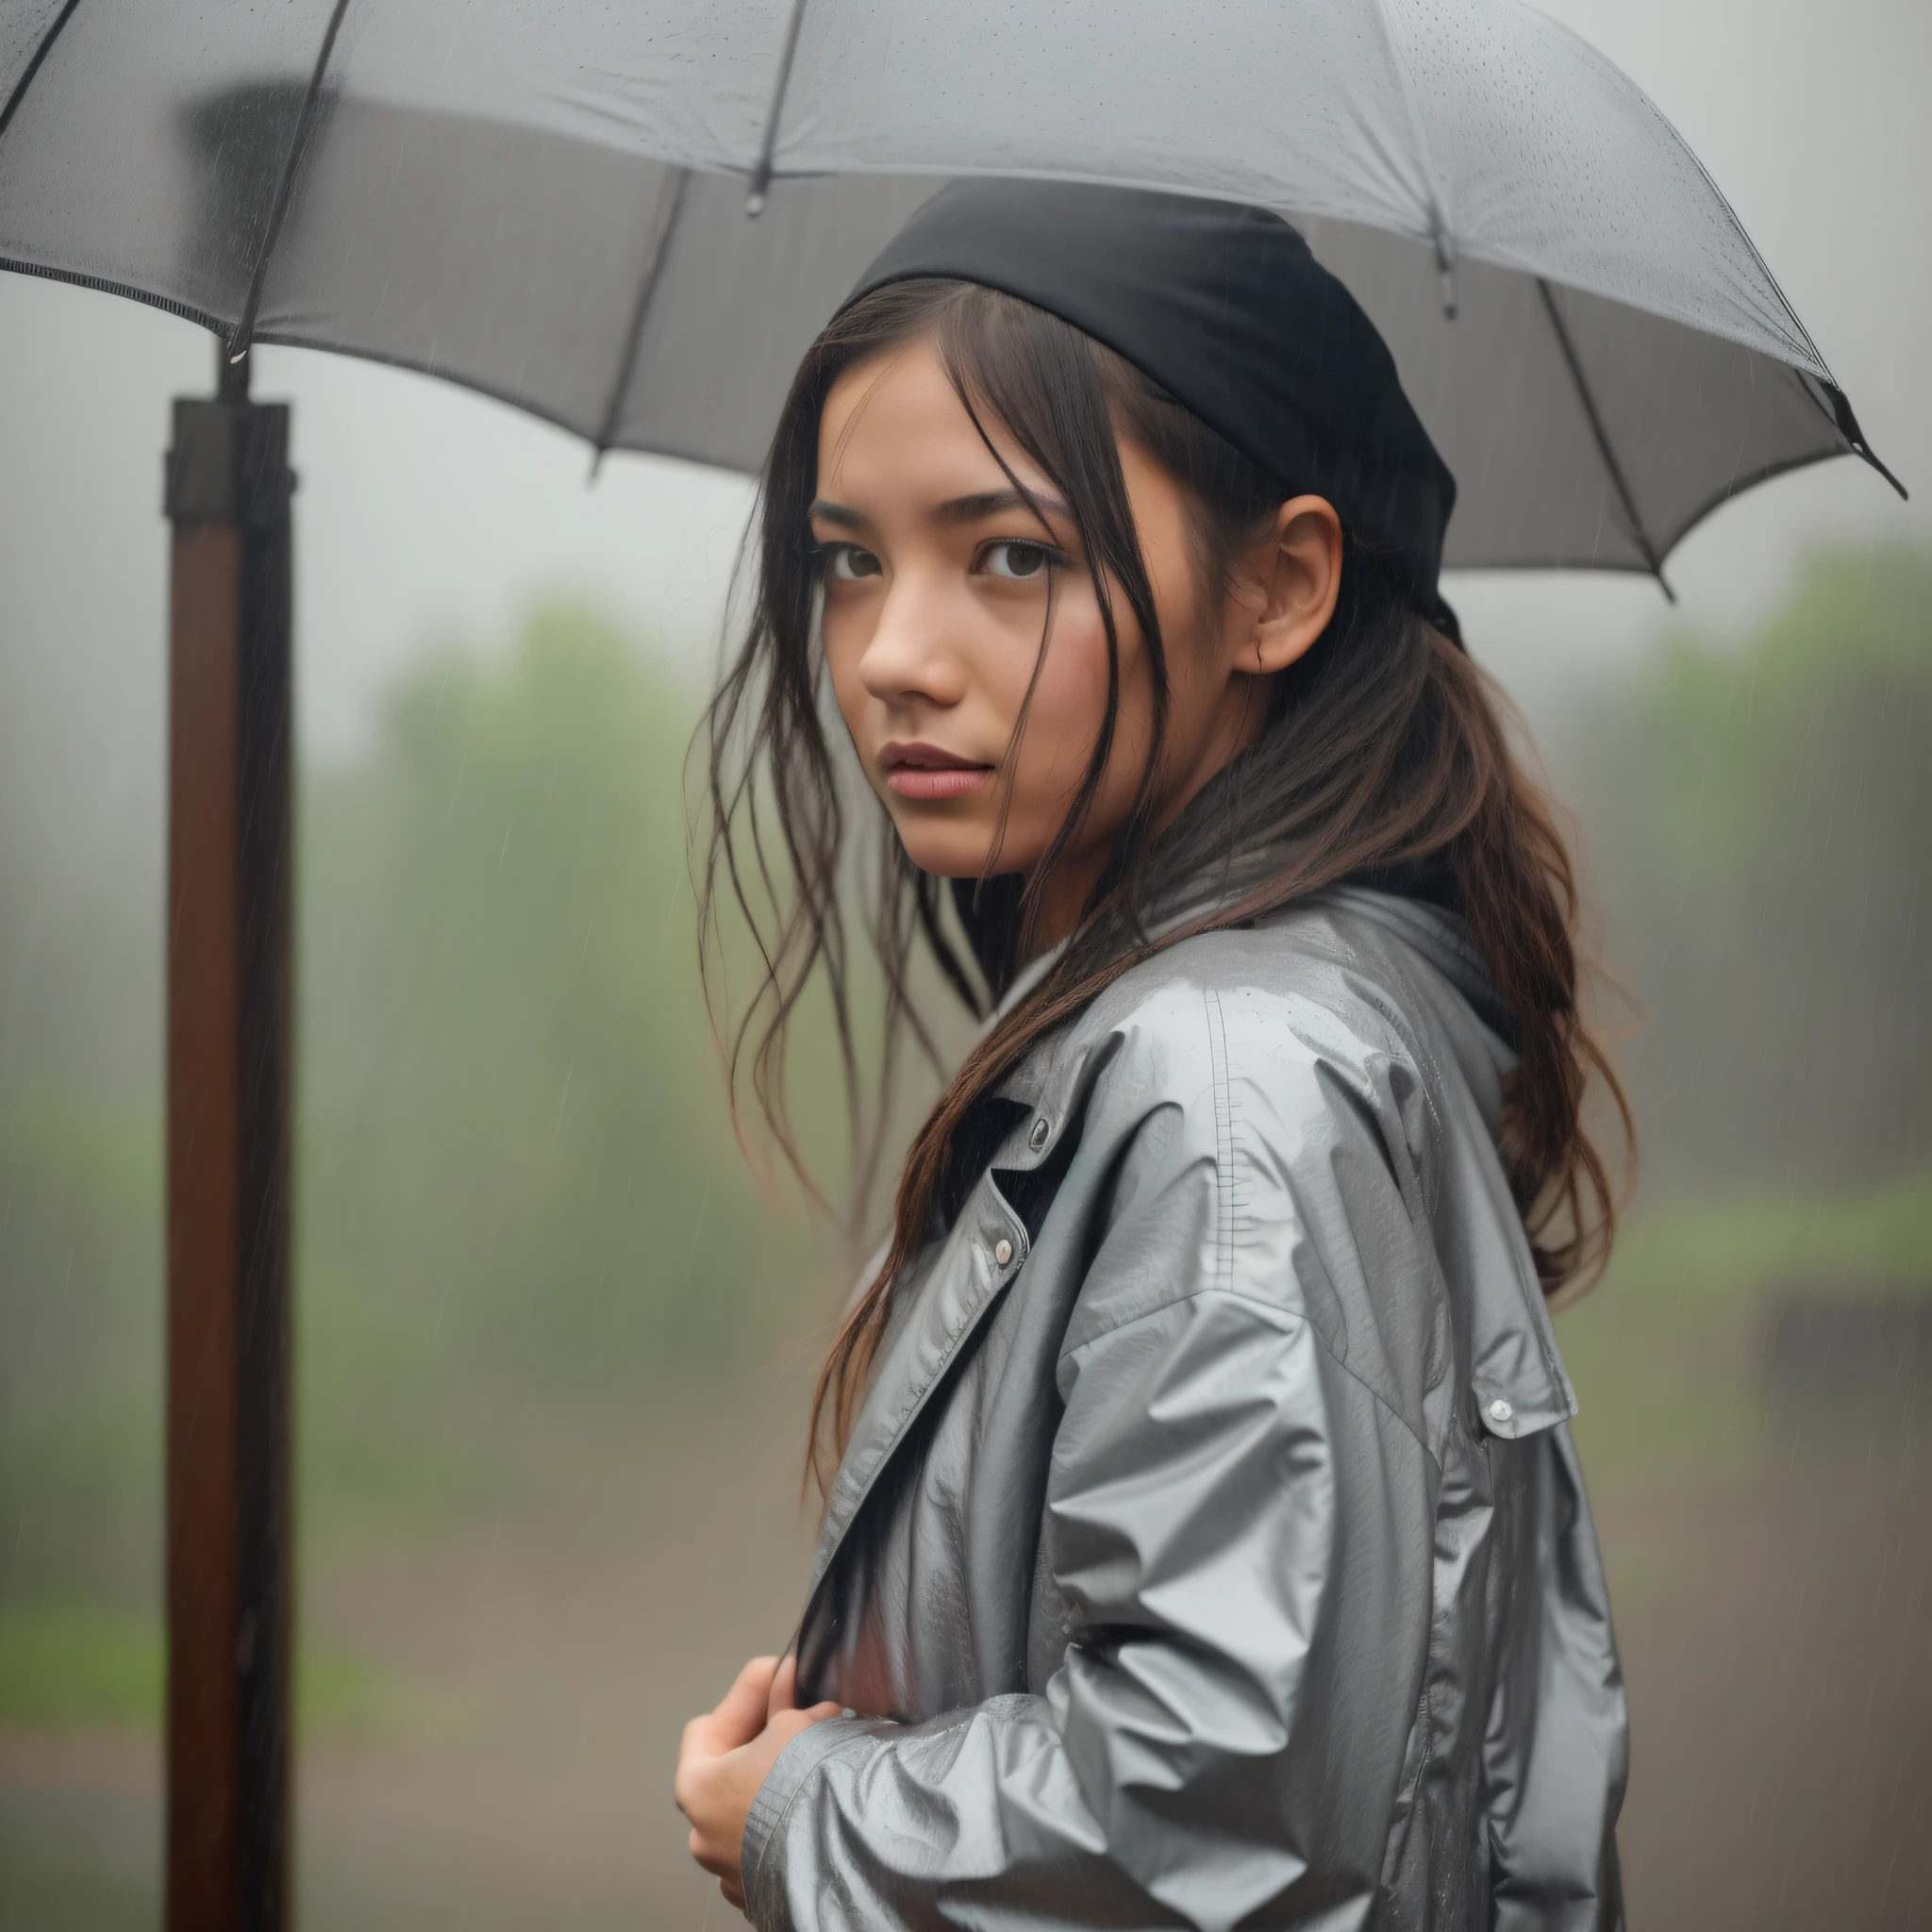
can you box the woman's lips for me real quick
[889,766,991,799]
[880,741,994,800]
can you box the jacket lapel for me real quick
[797,995,1105,1609]
[807,1170,1031,1591]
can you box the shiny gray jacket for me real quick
[743,889,1626,1931]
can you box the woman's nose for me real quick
[856,576,969,708]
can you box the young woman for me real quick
[675,180,1630,1930]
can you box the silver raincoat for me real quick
[743,888,1626,1931]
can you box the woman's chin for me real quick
[900,844,1004,882]
[891,824,1025,883]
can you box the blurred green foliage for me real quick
[0,1604,386,1735]
[0,1092,160,1607]
[1580,546,1932,1186]
[295,607,846,1538]
[304,604,808,1374]
[1560,1172,1932,1479]
[2,605,837,1611]
[295,605,834,1531]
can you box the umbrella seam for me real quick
[1535,277,1674,601]
[1369,0,1457,311]
[0,0,85,149]
[1629,441,1878,570]
[745,0,810,212]
[1524,2,1834,384]
[0,252,239,338]
[591,167,692,469]
[1442,440,1859,576]
[226,0,354,363]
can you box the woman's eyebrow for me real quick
[807,497,870,529]
[932,488,1072,528]
[807,489,1074,531]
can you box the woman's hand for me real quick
[675,1654,841,1912]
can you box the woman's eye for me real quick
[826,544,882,581]
[982,541,1052,580]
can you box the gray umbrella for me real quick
[0,4,1902,1928]
[0,0,1900,576]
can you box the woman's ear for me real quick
[1239,494,1343,676]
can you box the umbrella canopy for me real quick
[0,0,1898,581]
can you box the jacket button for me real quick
[993,1239,1013,1266]
[1029,1118,1050,1152]
[1488,1397,1513,1424]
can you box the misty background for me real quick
[3,0,1930,1925]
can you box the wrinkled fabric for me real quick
[742,889,1625,1931]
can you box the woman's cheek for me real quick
[1007,616,1115,816]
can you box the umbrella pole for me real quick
[163,342,295,1932]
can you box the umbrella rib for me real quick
[226,0,354,364]
[591,167,692,471]
[0,0,86,148]
[1536,278,1674,600]
[745,0,810,215]
[1370,0,1457,315]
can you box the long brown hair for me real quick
[700,279,1632,1491]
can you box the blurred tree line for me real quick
[1575,546,1932,1189]
[2,606,838,1607]
[3,548,1929,1617]
[296,608,845,1528]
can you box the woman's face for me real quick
[813,333,1341,942]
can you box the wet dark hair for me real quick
[699,279,1632,1490]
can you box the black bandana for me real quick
[847,178,1458,633]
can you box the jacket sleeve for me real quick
[741,993,1443,1931]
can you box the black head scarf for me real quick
[846,178,1458,635]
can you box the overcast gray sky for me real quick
[0,0,1924,824]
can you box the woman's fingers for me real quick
[684,1779,738,1874]
[675,1670,841,1907]
[720,1654,781,1720]
[689,1819,732,1877]
[766,1653,798,1722]
[672,1724,712,1820]
[705,1655,781,1750]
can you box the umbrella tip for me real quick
[216,336,251,402]
[1826,384,1909,501]
[1860,443,1909,503]
[744,190,767,219]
